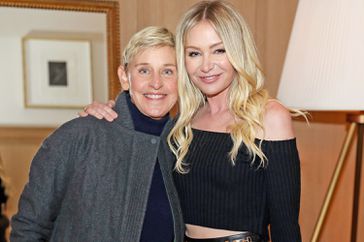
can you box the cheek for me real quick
[129,78,145,92]
[185,60,197,76]
[221,59,235,72]
[168,80,178,94]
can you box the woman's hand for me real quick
[78,100,118,122]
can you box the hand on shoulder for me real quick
[78,100,117,122]
[262,99,294,140]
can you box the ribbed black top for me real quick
[173,129,301,242]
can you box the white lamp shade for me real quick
[277,0,364,111]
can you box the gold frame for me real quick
[0,0,121,99]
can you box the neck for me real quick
[192,89,234,132]
[205,92,230,115]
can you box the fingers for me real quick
[107,100,116,108]
[102,100,118,121]
[81,101,118,122]
[83,104,105,120]
[100,106,118,122]
[78,110,89,117]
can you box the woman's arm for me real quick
[263,100,302,242]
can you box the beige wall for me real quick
[1,0,363,241]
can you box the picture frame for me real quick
[0,0,120,126]
[0,0,120,99]
[23,37,93,108]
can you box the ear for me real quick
[118,65,129,91]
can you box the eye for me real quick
[214,48,226,54]
[187,51,200,57]
[161,68,176,78]
[138,68,150,75]
[162,68,174,76]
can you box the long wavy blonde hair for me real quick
[168,0,270,173]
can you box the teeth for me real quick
[144,94,164,99]
[201,74,218,80]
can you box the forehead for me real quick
[185,20,222,45]
[131,46,176,65]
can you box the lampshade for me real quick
[277,0,364,111]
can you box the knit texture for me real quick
[10,93,185,242]
[125,93,174,242]
[173,128,301,242]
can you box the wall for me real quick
[1,0,363,241]
[0,7,108,127]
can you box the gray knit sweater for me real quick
[10,93,184,242]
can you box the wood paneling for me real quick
[295,121,356,241]
[0,127,54,219]
[256,0,298,96]
[118,0,138,55]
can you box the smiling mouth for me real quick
[144,94,166,100]
[199,74,221,82]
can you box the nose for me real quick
[150,72,163,89]
[200,55,214,73]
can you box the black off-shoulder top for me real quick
[173,129,302,242]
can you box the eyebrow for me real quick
[164,64,177,67]
[134,63,149,67]
[185,41,224,50]
[134,63,176,67]
[135,62,176,66]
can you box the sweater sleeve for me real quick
[263,139,302,242]
[10,125,78,241]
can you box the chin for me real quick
[146,111,168,120]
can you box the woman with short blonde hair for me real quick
[11,26,184,242]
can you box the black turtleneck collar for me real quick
[125,92,169,136]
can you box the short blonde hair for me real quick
[168,0,269,173]
[122,26,175,68]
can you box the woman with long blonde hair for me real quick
[81,1,302,242]
[168,1,301,241]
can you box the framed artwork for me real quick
[23,37,93,108]
[0,0,120,99]
[0,0,120,126]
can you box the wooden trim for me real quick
[0,127,54,140]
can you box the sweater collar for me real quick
[113,92,169,135]
[125,92,169,136]
[113,92,136,131]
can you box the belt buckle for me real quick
[232,237,252,242]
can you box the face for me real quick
[119,46,178,120]
[184,20,235,98]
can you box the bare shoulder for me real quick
[262,99,294,140]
